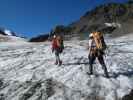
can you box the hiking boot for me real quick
[105,74,110,78]
[104,71,110,78]
[55,61,58,65]
[59,60,62,66]
[87,72,93,75]
[102,64,109,78]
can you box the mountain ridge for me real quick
[70,1,133,37]
[29,1,133,42]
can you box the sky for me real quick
[0,0,128,38]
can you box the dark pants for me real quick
[55,49,61,63]
[88,52,109,77]
[54,48,63,66]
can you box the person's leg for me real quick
[88,54,96,74]
[97,55,109,78]
[55,49,62,66]
[55,50,59,65]
[58,53,62,66]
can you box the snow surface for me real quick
[105,23,121,28]
[0,34,27,43]
[0,35,133,100]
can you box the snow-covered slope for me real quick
[4,29,14,36]
[0,34,133,100]
[105,22,121,28]
[0,34,27,43]
[0,28,27,43]
[0,28,16,36]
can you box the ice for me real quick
[0,34,133,100]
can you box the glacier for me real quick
[0,34,133,100]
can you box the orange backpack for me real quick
[92,32,107,51]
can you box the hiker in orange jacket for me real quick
[88,31,109,78]
[52,34,64,66]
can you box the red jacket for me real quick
[52,38,60,49]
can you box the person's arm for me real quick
[88,39,92,54]
[51,39,55,52]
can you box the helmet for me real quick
[89,33,93,38]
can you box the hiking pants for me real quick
[55,49,61,63]
[88,53,109,77]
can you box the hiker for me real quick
[88,31,109,78]
[51,34,64,66]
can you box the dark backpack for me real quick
[100,36,107,51]
[58,38,64,53]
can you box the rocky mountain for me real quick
[29,25,73,42]
[29,34,50,42]
[70,1,133,37]
[29,1,133,42]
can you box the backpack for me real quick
[60,39,64,49]
[92,32,107,51]
[57,36,64,53]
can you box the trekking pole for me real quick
[104,47,111,71]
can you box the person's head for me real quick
[89,33,93,39]
[53,35,56,39]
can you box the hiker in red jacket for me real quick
[52,35,64,66]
